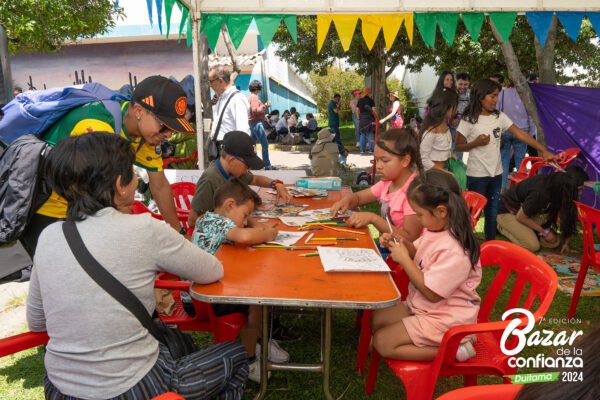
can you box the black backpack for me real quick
[0,135,52,244]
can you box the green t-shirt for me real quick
[327,100,339,127]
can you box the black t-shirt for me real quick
[357,96,376,129]
[499,174,552,216]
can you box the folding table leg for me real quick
[322,308,333,400]
[253,305,270,400]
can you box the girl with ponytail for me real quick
[372,169,481,362]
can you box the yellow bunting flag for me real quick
[379,14,412,49]
[331,15,360,52]
[403,13,414,45]
[361,15,383,50]
[317,15,334,53]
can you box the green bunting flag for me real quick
[414,13,437,48]
[226,14,255,49]
[186,12,192,47]
[436,13,459,46]
[488,12,518,43]
[200,14,225,50]
[283,15,298,43]
[177,3,189,43]
[461,12,485,41]
[164,0,176,39]
[254,15,283,49]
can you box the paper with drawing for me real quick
[267,231,308,246]
[317,247,390,272]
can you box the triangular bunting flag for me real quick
[200,14,226,51]
[380,14,406,49]
[461,12,485,42]
[186,13,192,47]
[254,15,283,49]
[331,15,359,52]
[526,12,555,47]
[146,0,153,26]
[178,4,189,43]
[585,13,600,36]
[488,12,517,43]
[556,12,585,42]
[283,15,297,43]
[403,13,414,45]
[155,0,163,34]
[436,12,459,46]
[226,14,254,49]
[317,15,334,53]
[164,0,176,39]
[361,15,382,50]
[414,13,437,48]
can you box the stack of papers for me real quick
[317,247,390,272]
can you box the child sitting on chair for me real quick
[373,169,482,362]
[192,178,288,383]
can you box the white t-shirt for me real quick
[420,129,452,171]
[211,86,250,140]
[276,117,289,132]
[457,112,513,178]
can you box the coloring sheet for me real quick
[297,208,352,221]
[278,216,314,227]
[317,247,390,272]
[253,204,309,219]
[267,231,308,246]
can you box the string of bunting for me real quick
[143,2,600,51]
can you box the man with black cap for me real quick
[187,131,292,227]
[20,76,190,259]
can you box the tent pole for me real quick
[191,0,206,169]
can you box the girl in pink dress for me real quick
[373,169,482,361]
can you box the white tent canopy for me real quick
[176,0,600,167]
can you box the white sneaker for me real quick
[248,359,271,384]
[456,341,476,362]
[303,138,312,144]
[256,339,290,363]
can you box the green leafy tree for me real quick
[307,67,363,122]
[0,0,122,53]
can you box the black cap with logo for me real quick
[132,76,195,134]
[221,131,265,170]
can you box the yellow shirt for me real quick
[38,101,163,218]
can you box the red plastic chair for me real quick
[462,191,487,229]
[568,202,600,319]
[508,147,580,187]
[152,393,186,400]
[365,240,557,399]
[163,150,198,170]
[130,200,193,235]
[154,273,246,343]
[436,384,523,400]
[171,182,197,212]
[0,331,49,358]
[355,256,409,374]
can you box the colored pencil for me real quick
[253,245,292,249]
[286,246,318,251]
[298,253,319,257]
[319,224,367,235]
[305,233,314,243]
[385,215,399,244]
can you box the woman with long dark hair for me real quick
[27,132,248,399]
[497,165,589,253]
[419,89,458,170]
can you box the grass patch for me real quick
[4,295,27,313]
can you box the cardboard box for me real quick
[295,177,342,190]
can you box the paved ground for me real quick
[0,148,373,339]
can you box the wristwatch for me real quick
[179,226,188,236]
[270,179,284,189]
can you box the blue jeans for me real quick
[329,125,347,155]
[449,126,463,161]
[467,174,502,241]
[359,126,374,153]
[250,121,271,168]
[352,114,360,144]
[500,131,527,189]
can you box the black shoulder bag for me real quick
[207,91,239,161]
[62,220,197,359]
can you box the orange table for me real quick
[190,187,400,399]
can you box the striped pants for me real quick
[44,342,248,400]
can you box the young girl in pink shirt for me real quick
[373,169,482,362]
[331,128,423,242]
